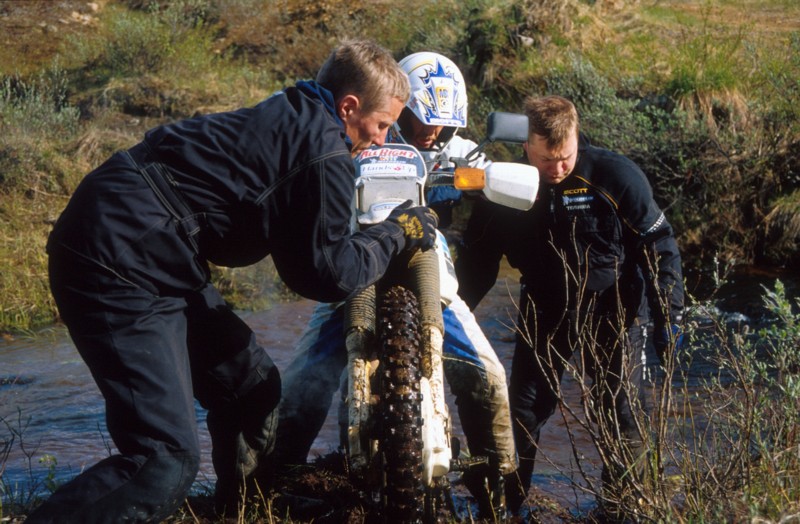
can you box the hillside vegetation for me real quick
[1,0,799,333]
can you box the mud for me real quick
[181,450,578,523]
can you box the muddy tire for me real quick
[377,285,424,522]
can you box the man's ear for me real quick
[338,94,360,121]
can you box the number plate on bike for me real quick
[353,144,427,224]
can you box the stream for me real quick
[2,262,797,514]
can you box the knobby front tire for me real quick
[377,285,425,522]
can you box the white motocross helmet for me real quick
[398,52,468,130]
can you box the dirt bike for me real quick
[340,112,538,523]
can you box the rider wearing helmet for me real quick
[273,52,518,520]
[396,51,468,146]
[390,52,485,228]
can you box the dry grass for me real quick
[0,193,59,331]
[763,190,800,266]
[1,0,798,328]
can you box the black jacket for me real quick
[48,81,407,302]
[455,137,684,325]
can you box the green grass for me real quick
[0,0,798,336]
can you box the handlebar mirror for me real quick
[462,112,529,166]
[486,112,529,144]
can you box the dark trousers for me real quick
[508,289,645,497]
[29,178,280,522]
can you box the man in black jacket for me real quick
[28,40,437,523]
[455,95,684,517]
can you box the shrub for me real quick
[76,5,175,78]
[0,61,81,193]
[529,267,800,521]
[0,66,80,141]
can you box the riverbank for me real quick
[2,0,799,334]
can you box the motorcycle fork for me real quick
[407,249,453,485]
[342,249,452,482]
[343,284,376,473]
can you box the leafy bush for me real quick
[534,270,800,521]
[0,61,81,192]
[676,280,800,520]
[0,67,79,141]
[70,5,174,78]
[65,1,269,118]
[67,0,224,79]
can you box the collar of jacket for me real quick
[296,80,352,149]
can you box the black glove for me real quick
[386,200,438,252]
[653,320,684,366]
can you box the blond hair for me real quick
[317,40,410,113]
[523,95,579,149]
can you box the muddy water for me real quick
[1,262,795,512]
[0,263,589,510]
[0,301,316,495]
